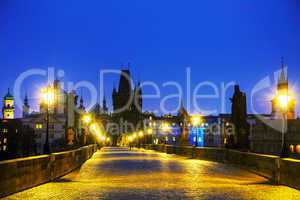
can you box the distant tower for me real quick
[78,95,85,112]
[132,81,142,112]
[102,94,108,113]
[2,88,15,119]
[271,58,295,119]
[22,93,30,117]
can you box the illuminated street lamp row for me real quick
[82,113,110,143]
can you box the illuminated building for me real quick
[21,80,85,153]
[271,59,295,119]
[2,88,15,119]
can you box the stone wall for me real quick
[146,144,300,190]
[0,144,97,198]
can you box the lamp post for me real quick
[191,115,202,147]
[277,94,290,158]
[82,114,92,145]
[147,128,153,144]
[41,86,54,154]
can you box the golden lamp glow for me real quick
[132,132,137,139]
[82,114,92,124]
[106,137,110,142]
[138,131,144,137]
[99,135,105,141]
[147,128,153,135]
[191,115,202,127]
[277,95,291,109]
[128,136,133,142]
[161,123,171,132]
[40,87,55,105]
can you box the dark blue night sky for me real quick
[0,0,300,117]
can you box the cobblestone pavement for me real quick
[3,147,300,200]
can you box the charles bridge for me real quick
[1,145,300,199]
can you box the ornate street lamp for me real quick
[277,94,290,158]
[40,86,54,154]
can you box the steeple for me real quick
[23,93,30,117]
[79,95,85,111]
[102,93,108,113]
[278,57,287,85]
[24,93,29,106]
[4,88,13,99]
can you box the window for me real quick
[3,129,8,133]
[296,145,300,154]
[3,145,7,151]
[3,138,7,144]
[35,123,43,129]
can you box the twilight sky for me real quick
[0,0,300,117]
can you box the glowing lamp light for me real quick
[191,115,202,127]
[147,128,153,135]
[277,95,291,109]
[82,114,92,124]
[99,135,105,141]
[138,131,144,137]
[161,122,171,132]
[89,123,98,132]
[106,137,110,142]
[132,133,137,139]
[40,87,55,105]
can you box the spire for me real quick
[278,57,287,84]
[103,93,108,112]
[24,92,29,106]
[4,88,13,99]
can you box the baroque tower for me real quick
[2,88,15,119]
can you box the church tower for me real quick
[2,88,15,119]
[271,58,295,119]
[22,93,30,117]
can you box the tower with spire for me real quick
[111,64,143,135]
[102,94,108,113]
[22,93,30,117]
[271,58,295,119]
[2,88,15,119]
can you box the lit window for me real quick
[3,129,8,133]
[296,145,300,154]
[3,145,7,151]
[289,145,295,153]
[3,138,7,143]
[35,123,43,129]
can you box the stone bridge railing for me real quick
[145,144,300,190]
[0,144,98,198]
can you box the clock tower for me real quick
[2,88,15,119]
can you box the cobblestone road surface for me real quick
[3,147,300,200]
